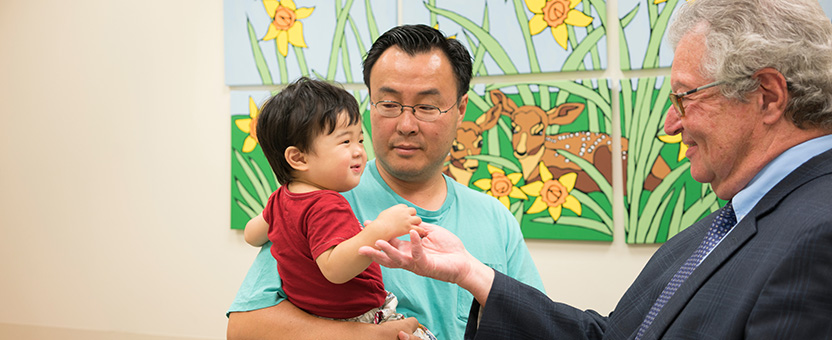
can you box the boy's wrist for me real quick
[358,222,391,247]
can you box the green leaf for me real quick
[247,17,272,85]
[467,155,522,173]
[512,0,540,73]
[235,150,267,204]
[561,26,606,72]
[250,156,273,203]
[235,178,264,213]
[570,190,613,233]
[587,0,607,27]
[618,3,639,71]
[553,216,612,236]
[364,0,380,42]
[643,0,678,69]
[340,34,353,82]
[510,200,525,225]
[464,31,489,78]
[681,191,719,228]
[275,40,288,83]
[348,16,367,67]
[620,3,640,28]
[557,149,613,204]
[327,0,355,80]
[293,46,309,77]
[236,199,259,219]
[645,189,674,243]
[633,162,690,242]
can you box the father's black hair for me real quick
[362,24,473,99]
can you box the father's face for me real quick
[368,46,468,183]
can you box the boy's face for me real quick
[301,112,367,192]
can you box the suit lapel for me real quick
[642,218,757,339]
[641,148,832,339]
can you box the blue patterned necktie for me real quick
[635,201,737,339]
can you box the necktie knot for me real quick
[711,201,737,237]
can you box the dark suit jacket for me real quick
[466,149,832,339]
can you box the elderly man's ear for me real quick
[755,67,790,125]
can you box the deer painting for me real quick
[443,102,501,186]
[447,89,669,193]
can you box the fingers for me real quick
[419,222,439,232]
[409,230,425,262]
[394,317,419,340]
[410,224,426,237]
[374,239,414,269]
[358,245,391,265]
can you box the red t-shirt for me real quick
[263,186,385,318]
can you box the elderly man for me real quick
[361,0,832,339]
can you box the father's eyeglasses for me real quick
[370,100,457,122]
[669,80,725,118]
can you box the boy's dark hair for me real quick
[362,24,473,100]
[256,77,361,186]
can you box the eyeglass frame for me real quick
[370,99,459,122]
[668,80,726,118]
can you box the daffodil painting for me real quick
[401,0,606,74]
[451,83,616,241]
[226,0,784,243]
[224,0,397,85]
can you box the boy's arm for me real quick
[315,204,421,284]
[244,213,270,247]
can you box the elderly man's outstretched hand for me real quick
[358,223,474,285]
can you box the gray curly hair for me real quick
[667,0,832,130]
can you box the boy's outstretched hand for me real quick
[369,204,424,240]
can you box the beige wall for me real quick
[0,0,662,338]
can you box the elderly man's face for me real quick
[368,46,468,183]
[664,32,762,199]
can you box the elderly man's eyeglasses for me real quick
[669,80,725,118]
[371,100,457,122]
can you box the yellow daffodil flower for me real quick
[520,162,582,221]
[262,0,314,57]
[234,97,261,153]
[525,0,593,49]
[473,165,528,210]
[658,134,688,162]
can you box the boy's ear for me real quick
[285,146,309,171]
